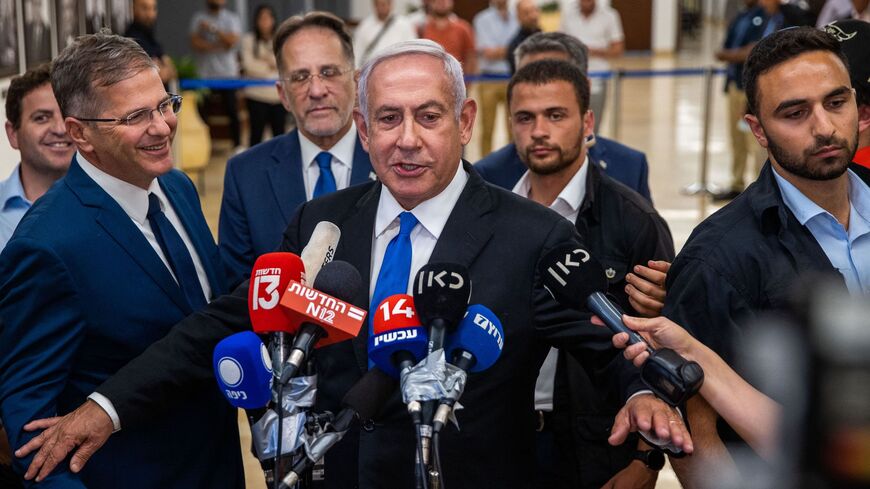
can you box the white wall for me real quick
[652,0,679,53]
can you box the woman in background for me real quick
[241,5,285,147]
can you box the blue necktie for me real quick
[313,151,337,198]
[368,212,419,362]
[147,193,208,311]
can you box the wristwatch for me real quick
[633,449,665,471]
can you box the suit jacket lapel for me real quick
[268,130,307,224]
[338,183,381,374]
[159,178,226,296]
[65,158,192,314]
[430,162,497,269]
[349,135,374,184]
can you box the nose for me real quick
[307,74,329,98]
[396,115,421,151]
[147,109,174,136]
[530,115,549,140]
[811,105,837,137]
[49,115,66,136]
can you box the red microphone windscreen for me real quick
[249,252,305,333]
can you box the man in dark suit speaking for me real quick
[219,12,374,287]
[0,34,242,488]
[16,38,690,489]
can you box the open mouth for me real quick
[392,163,425,176]
[140,142,168,151]
[43,141,73,149]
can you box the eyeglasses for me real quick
[74,94,183,127]
[282,67,352,91]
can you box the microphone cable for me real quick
[431,430,445,489]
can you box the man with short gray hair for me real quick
[0,33,242,489]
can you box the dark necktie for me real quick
[147,193,208,311]
[313,151,337,198]
[368,212,419,362]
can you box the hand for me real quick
[614,316,694,368]
[15,400,114,482]
[610,393,693,454]
[625,261,670,317]
[600,460,658,489]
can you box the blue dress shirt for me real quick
[773,168,870,294]
[0,164,32,251]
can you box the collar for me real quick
[0,164,32,210]
[375,161,468,240]
[299,121,357,170]
[512,156,589,216]
[770,166,831,226]
[748,161,797,234]
[76,152,165,226]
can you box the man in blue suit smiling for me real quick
[219,12,374,287]
[0,34,243,488]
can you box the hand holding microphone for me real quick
[538,244,704,407]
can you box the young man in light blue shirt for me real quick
[1,64,74,250]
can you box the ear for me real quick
[5,121,19,151]
[858,104,870,136]
[276,81,293,113]
[353,108,370,152]
[65,117,94,153]
[582,110,594,141]
[745,114,768,148]
[458,98,477,146]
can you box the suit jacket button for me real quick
[362,419,375,432]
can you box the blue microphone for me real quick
[433,305,505,433]
[213,331,273,409]
[443,304,505,373]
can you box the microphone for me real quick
[213,331,273,409]
[248,252,306,384]
[300,221,340,285]
[278,368,396,489]
[538,244,704,407]
[413,263,471,353]
[277,260,368,383]
[433,304,505,431]
[368,294,429,380]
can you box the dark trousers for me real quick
[246,98,286,147]
[215,89,241,147]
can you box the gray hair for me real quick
[51,32,157,118]
[357,39,466,123]
[514,32,589,73]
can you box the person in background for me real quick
[124,0,176,86]
[190,0,243,151]
[1,64,74,250]
[507,0,541,74]
[711,0,768,202]
[815,0,855,27]
[420,0,476,75]
[473,0,517,156]
[353,0,417,68]
[558,0,624,132]
[241,4,286,147]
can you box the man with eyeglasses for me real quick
[0,33,243,489]
[218,11,374,287]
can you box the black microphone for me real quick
[538,244,704,407]
[278,260,367,383]
[413,263,471,353]
[278,368,396,488]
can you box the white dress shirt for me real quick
[78,152,212,431]
[369,162,468,301]
[513,158,589,411]
[299,123,358,201]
